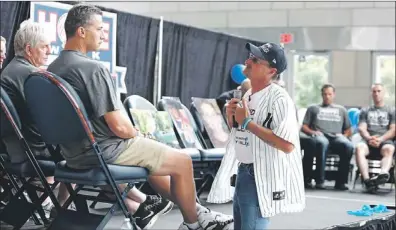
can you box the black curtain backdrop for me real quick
[95,5,159,102]
[0,1,30,68]
[113,13,159,102]
[161,22,262,106]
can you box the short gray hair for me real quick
[65,4,102,40]
[14,20,47,56]
[0,36,6,43]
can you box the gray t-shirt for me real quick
[359,105,395,137]
[47,50,127,169]
[1,56,50,163]
[303,104,351,135]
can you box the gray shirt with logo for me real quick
[47,50,127,169]
[303,104,351,135]
[359,105,395,137]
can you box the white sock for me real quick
[196,203,209,214]
[185,221,200,230]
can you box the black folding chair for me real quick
[0,86,60,228]
[24,71,149,230]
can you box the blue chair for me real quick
[24,71,149,230]
[1,86,62,228]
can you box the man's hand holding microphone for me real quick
[225,90,249,129]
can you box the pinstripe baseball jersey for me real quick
[208,83,305,217]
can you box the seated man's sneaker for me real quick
[370,172,390,186]
[198,208,234,230]
[134,195,174,229]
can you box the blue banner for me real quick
[30,2,117,72]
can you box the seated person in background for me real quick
[0,20,69,216]
[216,78,251,114]
[301,84,353,190]
[47,4,233,230]
[355,83,395,192]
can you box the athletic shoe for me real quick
[370,172,390,186]
[198,208,233,230]
[134,195,173,229]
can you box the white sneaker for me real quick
[198,208,233,230]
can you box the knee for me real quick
[381,145,395,157]
[355,143,368,156]
[174,150,193,172]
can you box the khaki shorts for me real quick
[113,137,171,174]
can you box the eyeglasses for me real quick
[249,53,271,67]
[249,53,260,63]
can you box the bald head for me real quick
[371,83,385,106]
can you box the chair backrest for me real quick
[0,87,22,138]
[158,98,204,149]
[123,95,157,124]
[24,71,94,145]
[190,98,230,149]
[124,95,157,111]
[190,102,205,134]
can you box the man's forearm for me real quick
[380,128,396,142]
[302,125,315,135]
[359,129,371,141]
[246,121,294,153]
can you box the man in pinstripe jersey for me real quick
[226,42,305,230]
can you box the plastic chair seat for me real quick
[4,160,55,177]
[199,148,225,161]
[180,148,201,161]
[54,161,149,186]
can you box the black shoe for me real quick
[134,195,173,229]
[371,173,390,186]
[334,183,349,191]
[364,179,378,194]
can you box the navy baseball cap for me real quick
[245,42,287,74]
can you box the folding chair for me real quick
[0,86,60,228]
[125,95,201,163]
[24,71,149,230]
[158,98,224,198]
[124,95,202,204]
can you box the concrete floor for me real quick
[1,182,394,230]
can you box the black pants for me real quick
[301,133,353,185]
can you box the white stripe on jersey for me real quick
[207,84,305,217]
